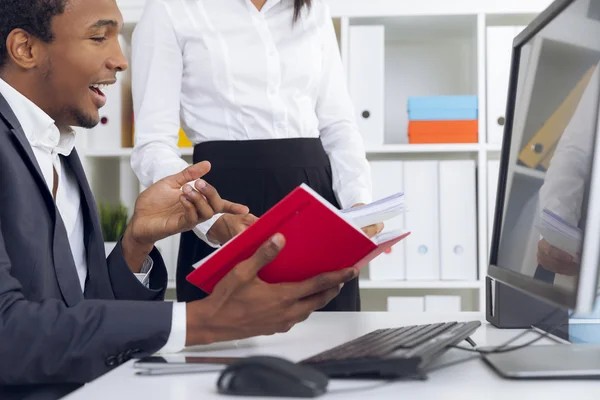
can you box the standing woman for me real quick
[130,0,380,311]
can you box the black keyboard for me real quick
[300,321,481,379]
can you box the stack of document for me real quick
[340,192,405,230]
[536,208,583,258]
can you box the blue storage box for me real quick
[407,95,478,121]
[407,95,478,111]
[408,108,478,121]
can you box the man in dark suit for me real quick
[0,1,357,398]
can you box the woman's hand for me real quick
[352,203,384,238]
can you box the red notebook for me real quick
[186,184,410,293]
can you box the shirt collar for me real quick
[0,77,76,157]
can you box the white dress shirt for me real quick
[130,0,372,246]
[0,78,186,354]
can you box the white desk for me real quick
[64,312,599,399]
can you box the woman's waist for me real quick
[192,138,330,169]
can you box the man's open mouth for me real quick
[89,83,109,97]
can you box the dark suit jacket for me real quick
[0,94,174,399]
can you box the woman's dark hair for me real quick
[293,0,312,22]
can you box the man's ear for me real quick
[5,29,45,70]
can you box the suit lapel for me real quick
[0,93,85,306]
[64,150,113,298]
[0,94,51,206]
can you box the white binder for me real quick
[348,25,385,149]
[439,160,477,281]
[387,296,424,313]
[487,160,501,251]
[424,295,461,313]
[403,161,440,280]
[368,161,405,280]
[486,26,525,144]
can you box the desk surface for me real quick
[65,312,600,399]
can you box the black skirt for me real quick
[175,138,360,311]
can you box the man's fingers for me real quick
[182,184,216,220]
[179,195,199,226]
[169,161,211,187]
[288,267,358,299]
[222,201,250,215]
[211,235,284,301]
[191,181,249,216]
[294,286,342,316]
[277,286,342,332]
[192,180,226,212]
[235,234,286,278]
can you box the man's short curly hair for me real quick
[0,0,68,68]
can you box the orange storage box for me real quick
[408,120,478,144]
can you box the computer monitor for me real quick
[486,0,600,378]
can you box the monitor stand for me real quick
[482,344,600,378]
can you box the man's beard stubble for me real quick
[42,57,100,130]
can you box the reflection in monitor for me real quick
[485,0,600,379]
[489,0,600,315]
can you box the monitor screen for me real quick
[489,0,600,313]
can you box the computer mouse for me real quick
[216,355,329,398]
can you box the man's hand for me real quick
[184,234,358,345]
[352,203,384,238]
[122,161,248,271]
[207,213,259,245]
[537,239,580,276]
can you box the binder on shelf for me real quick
[486,26,525,145]
[439,160,477,281]
[518,64,596,168]
[368,161,406,281]
[178,128,193,147]
[425,295,461,313]
[187,184,410,294]
[349,25,385,148]
[403,161,440,281]
[387,296,425,313]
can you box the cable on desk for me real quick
[451,308,568,355]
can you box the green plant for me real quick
[98,202,129,242]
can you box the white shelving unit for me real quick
[80,0,555,312]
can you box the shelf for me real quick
[366,144,481,154]
[359,280,482,289]
[84,147,194,158]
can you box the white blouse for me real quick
[130,0,372,244]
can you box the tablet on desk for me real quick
[133,356,240,376]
